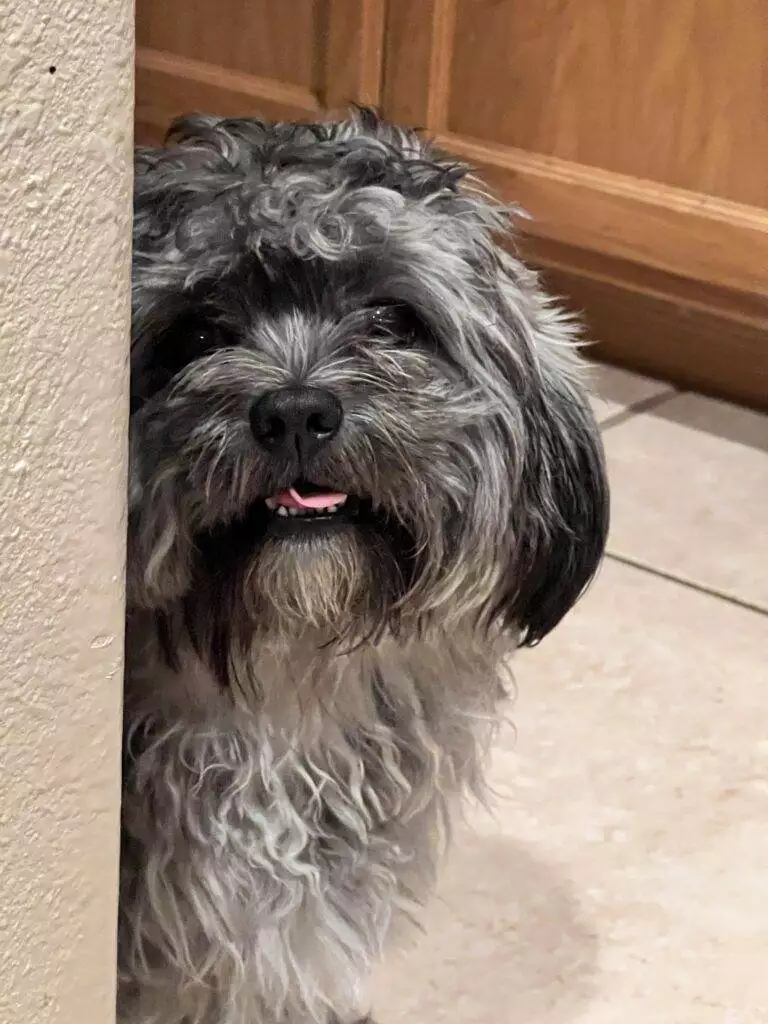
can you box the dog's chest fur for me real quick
[119,624,507,1024]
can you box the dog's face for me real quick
[129,111,608,681]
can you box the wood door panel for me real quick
[138,0,320,87]
[381,0,768,409]
[135,0,385,145]
[383,0,768,295]
[132,0,767,406]
[135,51,322,147]
[448,0,768,208]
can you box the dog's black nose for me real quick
[250,386,343,458]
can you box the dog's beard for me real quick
[245,526,392,639]
[166,511,413,694]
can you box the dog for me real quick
[120,108,609,1024]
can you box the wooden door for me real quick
[135,0,386,145]
[380,0,768,408]
[133,0,768,407]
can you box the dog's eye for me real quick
[366,304,427,346]
[131,314,238,412]
[156,314,234,376]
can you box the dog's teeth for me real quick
[269,497,350,520]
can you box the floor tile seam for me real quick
[598,386,680,432]
[603,550,768,618]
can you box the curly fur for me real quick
[120,108,609,1024]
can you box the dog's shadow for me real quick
[369,832,598,1023]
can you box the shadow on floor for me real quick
[370,832,598,1023]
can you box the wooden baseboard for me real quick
[523,238,768,411]
[436,132,768,298]
[425,132,767,410]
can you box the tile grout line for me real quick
[604,551,768,618]
[598,387,680,432]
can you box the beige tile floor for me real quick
[371,365,768,1024]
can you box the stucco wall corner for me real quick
[0,0,134,1021]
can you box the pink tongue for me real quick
[276,487,348,510]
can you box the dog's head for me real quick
[129,109,608,679]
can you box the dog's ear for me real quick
[494,341,610,647]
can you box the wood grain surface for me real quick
[438,131,768,296]
[449,0,768,208]
[137,0,320,89]
[133,0,767,406]
[382,0,767,407]
[135,0,386,143]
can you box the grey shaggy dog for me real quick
[121,108,609,1024]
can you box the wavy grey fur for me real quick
[121,108,609,1024]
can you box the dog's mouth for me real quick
[263,480,361,524]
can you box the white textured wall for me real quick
[0,1,133,1021]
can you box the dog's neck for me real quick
[124,607,511,742]
[119,607,512,1024]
